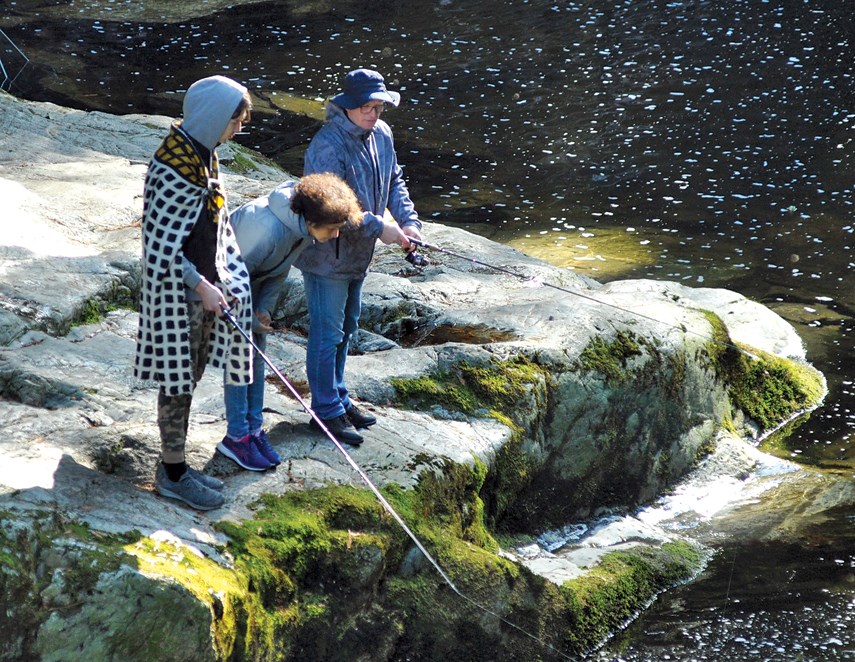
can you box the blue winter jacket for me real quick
[230,180,313,332]
[294,102,422,279]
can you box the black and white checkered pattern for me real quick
[134,129,252,396]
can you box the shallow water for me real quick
[591,453,855,660]
[3,0,854,657]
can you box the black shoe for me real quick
[311,413,364,446]
[345,404,377,429]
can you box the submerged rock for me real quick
[0,92,826,660]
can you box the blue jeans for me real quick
[302,272,364,419]
[224,331,266,439]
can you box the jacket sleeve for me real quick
[359,211,385,239]
[254,276,286,320]
[232,208,278,318]
[180,255,204,290]
[385,133,421,230]
[232,213,267,278]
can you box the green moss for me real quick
[731,346,824,429]
[700,312,825,430]
[211,473,516,658]
[413,458,498,551]
[557,540,703,650]
[699,310,732,366]
[124,536,246,660]
[205,464,704,660]
[484,419,533,524]
[391,354,550,418]
[227,143,282,174]
[390,373,479,412]
[391,355,550,528]
[212,485,413,659]
[578,331,643,381]
[458,356,546,411]
[70,285,138,328]
[74,298,104,325]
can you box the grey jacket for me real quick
[230,180,313,331]
[294,103,422,280]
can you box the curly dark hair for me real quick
[290,173,363,227]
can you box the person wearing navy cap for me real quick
[294,68,423,446]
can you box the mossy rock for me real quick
[701,312,825,430]
[209,469,703,660]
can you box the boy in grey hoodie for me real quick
[217,173,363,469]
[135,75,253,510]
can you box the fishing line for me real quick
[409,237,758,360]
[219,305,577,662]
[0,28,30,92]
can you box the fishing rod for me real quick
[0,28,30,92]
[219,304,577,662]
[408,237,758,359]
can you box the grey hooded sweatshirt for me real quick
[229,180,314,331]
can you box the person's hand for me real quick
[379,221,411,249]
[402,224,423,244]
[194,279,229,316]
[255,310,273,333]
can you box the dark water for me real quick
[597,538,855,661]
[594,501,855,661]
[3,0,853,658]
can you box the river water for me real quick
[3,0,853,658]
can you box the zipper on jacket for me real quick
[364,132,382,215]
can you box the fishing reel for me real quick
[405,249,429,267]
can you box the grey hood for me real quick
[267,180,309,234]
[181,75,247,150]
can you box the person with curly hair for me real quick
[218,173,364,468]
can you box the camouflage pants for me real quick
[157,300,215,463]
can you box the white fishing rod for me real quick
[219,304,578,662]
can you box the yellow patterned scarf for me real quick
[154,123,225,219]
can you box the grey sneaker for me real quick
[155,466,225,511]
[187,467,225,491]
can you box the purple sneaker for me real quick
[252,430,281,466]
[216,434,272,471]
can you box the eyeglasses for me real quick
[358,102,386,116]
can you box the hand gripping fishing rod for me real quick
[219,304,577,662]
[409,237,755,358]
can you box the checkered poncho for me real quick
[133,123,253,396]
